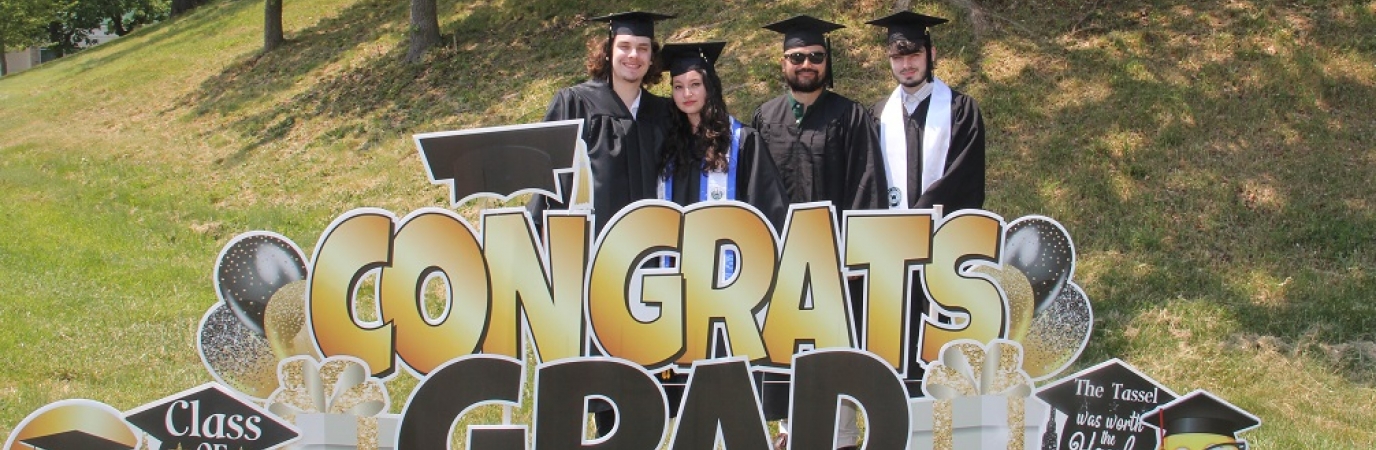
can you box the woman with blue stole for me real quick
[653,41,789,419]
[657,41,788,230]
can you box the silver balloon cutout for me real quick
[214,232,308,336]
[1004,217,1075,314]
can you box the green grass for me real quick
[3,0,1375,447]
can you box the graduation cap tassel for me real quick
[925,29,935,83]
[825,37,835,89]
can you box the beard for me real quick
[784,68,826,93]
[898,74,927,88]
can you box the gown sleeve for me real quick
[844,104,889,212]
[527,88,583,227]
[735,127,789,233]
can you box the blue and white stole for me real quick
[660,118,745,277]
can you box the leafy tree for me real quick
[42,0,168,58]
[0,0,52,75]
[405,0,441,63]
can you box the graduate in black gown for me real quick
[529,11,675,237]
[867,11,987,400]
[750,15,884,450]
[658,41,789,229]
[528,10,674,437]
[653,41,790,419]
[750,16,887,214]
[867,11,985,213]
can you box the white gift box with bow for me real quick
[293,413,400,450]
[909,394,1049,449]
[908,339,1049,450]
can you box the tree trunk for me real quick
[1,39,8,76]
[110,15,129,36]
[404,0,442,63]
[264,0,284,52]
[171,0,207,17]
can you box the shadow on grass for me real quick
[970,0,1376,383]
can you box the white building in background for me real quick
[3,25,119,77]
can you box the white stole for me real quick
[879,77,952,209]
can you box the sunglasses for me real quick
[784,51,827,65]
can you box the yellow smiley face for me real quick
[1163,433,1246,450]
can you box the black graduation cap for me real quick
[661,41,727,76]
[587,11,675,38]
[415,120,585,206]
[865,11,948,45]
[21,429,135,450]
[1144,390,1261,438]
[763,15,845,50]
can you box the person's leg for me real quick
[835,401,861,449]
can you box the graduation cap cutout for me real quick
[1035,359,1178,450]
[865,11,948,45]
[415,119,588,207]
[587,11,675,38]
[21,429,135,450]
[1144,390,1260,448]
[661,41,727,76]
[763,15,845,50]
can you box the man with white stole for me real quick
[867,11,986,215]
[867,13,987,408]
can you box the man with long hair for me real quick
[532,11,675,236]
[530,11,675,438]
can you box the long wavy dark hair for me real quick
[660,63,731,178]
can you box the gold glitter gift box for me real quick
[908,340,1049,450]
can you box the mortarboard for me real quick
[1144,390,1261,439]
[21,429,136,450]
[660,41,728,76]
[415,120,585,206]
[587,11,675,38]
[865,11,948,45]
[763,15,845,50]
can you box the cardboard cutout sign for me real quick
[3,120,1259,450]
[1036,359,1178,450]
[124,383,298,450]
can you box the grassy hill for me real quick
[2,0,1374,446]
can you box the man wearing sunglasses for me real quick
[750,14,887,450]
[751,15,886,214]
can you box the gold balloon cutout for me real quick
[264,280,322,361]
[975,263,1092,380]
[976,266,1036,343]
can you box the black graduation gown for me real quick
[872,88,985,397]
[661,126,789,231]
[750,90,888,213]
[751,90,886,419]
[528,79,672,235]
[870,88,986,212]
